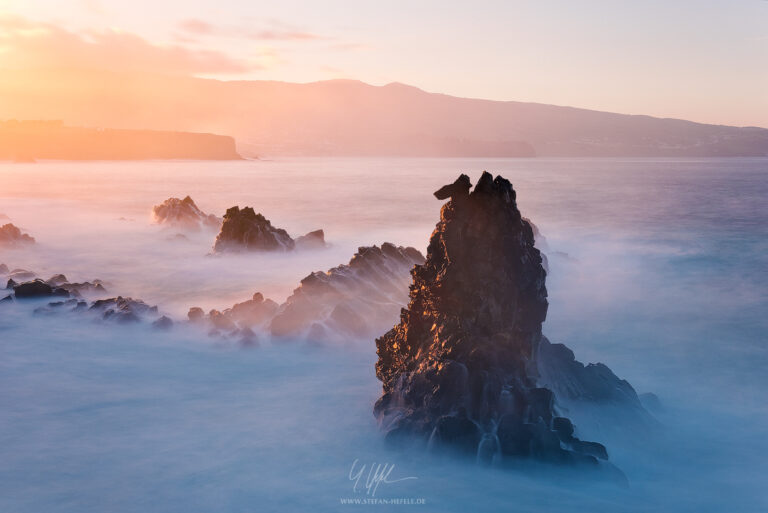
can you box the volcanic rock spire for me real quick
[374,172,610,465]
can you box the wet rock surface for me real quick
[0,223,35,247]
[152,196,221,231]
[0,267,167,326]
[374,172,645,468]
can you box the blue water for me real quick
[1,157,767,512]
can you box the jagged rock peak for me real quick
[374,172,611,467]
[213,206,327,253]
[213,206,295,252]
[152,196,221,230]
[0,223,36,247]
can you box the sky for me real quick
[0,0,766,127]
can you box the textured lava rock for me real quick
[89,296,158,323]
[0,224,35,247]
[213,207,295,252]
[269,243,425,342]
[374,172,626,466]
[152,196,221,230]
[14,279,69,298]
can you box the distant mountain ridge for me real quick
[1,69,766,158]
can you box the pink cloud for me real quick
[178,19,215,36]
[177,18,326,41]
[0,15,255,75]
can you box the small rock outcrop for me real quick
[0,224,35,247]
[14,279,70,299]
[33,295,165,325]
[213,207,295,252]
[212,206,327,253]
[374,172,644,468]
[2,270,107,298]
[269,244,424,342]
[295,229,327,250]
[188,292,279,344]
[152,196,221,231]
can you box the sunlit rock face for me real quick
[213,206,326,253]
[270,243,425,342]
[152,196,221,231]
[374,172,635,467]
[0,223,35,247]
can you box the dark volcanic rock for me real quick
[89,296,158,323]
[213,207,295,252]
[433,173,472,200]
[4,269,107,298]
[14,279,69,298]
[153,196,221,231]
[269,243,425,342]
[0,224,35,247]
[374,172,640,467]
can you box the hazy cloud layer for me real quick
[177,18,325,41]
[0,15,255,75]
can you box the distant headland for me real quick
[0,120,242,161]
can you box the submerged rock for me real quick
[89,296,158,323]
[0,224,35,247]
[295,229,327,250]
[8,269,36,281]
[374,172,645,468]
[269,243,425,342]
[152,196,221,231]
[152,315,174,330]
[187,292,279,343]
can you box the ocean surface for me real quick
[1,157,767,512]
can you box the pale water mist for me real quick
[1,158,767,512]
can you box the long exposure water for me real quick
[1,157,766,512]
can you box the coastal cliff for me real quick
[0,120,241,161]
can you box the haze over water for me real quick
[1,157,767,512]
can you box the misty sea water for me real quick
[0,157,767,512]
